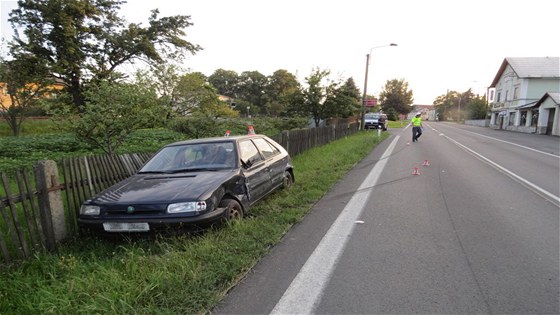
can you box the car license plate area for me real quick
[103,222,150,232]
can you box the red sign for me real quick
[365,98,377,106]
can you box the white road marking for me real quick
[429,123,559,159]
[270,136,401,315]
[444,135,560,205]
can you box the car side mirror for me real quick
[241,159,252,169]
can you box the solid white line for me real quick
[270,136,400,315]
[460,128,560,159]
[427,123,559,159]
[444,135,560,205]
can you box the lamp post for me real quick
[360,43,398,130]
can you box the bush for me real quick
[169,116,309,138]
[0,129,184,172]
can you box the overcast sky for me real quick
[2,0,560,104]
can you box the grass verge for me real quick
[0,130,389,314]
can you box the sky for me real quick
[2,0,560,105]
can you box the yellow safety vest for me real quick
[411,117,422,126]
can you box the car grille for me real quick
[102,204,166,216]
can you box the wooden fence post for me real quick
[35,160,66,250]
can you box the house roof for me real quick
[519,92,560,109]
[536,92,560,106]
[490,57,560,87]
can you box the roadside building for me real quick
[408,104,435,121]
[488,57,560,135]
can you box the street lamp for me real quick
[360,43,398,130]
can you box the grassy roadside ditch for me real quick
[0,130,390,314]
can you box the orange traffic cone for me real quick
[247,125,256,135]
[422,159,430,166]
[224,130,231,137]
[412,167,420,175]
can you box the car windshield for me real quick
[365,114,380,119]
[139,142,237,173]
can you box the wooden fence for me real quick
[0,123,358,265]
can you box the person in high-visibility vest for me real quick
[411,112,423,142]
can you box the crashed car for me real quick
[78,134,294,232]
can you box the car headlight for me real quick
[167,201,207,214]
[80,205,100,215]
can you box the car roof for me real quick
[164,134,270,147]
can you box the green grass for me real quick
[0,118,67,137]
[0,131,389,314]
[388,120,408,128]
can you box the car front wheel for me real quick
[282,171,294,189]
[220,198,243,221]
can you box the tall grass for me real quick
[0,131,389,314]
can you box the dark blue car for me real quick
[78,134,294,232]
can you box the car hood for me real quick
[87,171,237,205]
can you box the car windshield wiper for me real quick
[165,167,219,173]
[137,170,168,174]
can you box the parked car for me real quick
[364,113,388,130]
[78,134,294,233]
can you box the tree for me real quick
[329,78,361,118]
[433,89,486,121]
[173,72,218,117]
[53,81,165,155]
[237,71,268,115]
[134,63,184,120]
[0,54,52,136]
[264,69,301,116]
[208,69,240,98]
[379,79,414,116]
[8,0,201,108]
[290,68,339,127]
[467,96,488,119]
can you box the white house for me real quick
[488,57,559,135]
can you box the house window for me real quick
[497,92,501,102]
[489,90,494,101]
[505,90,509,101]
[520,112,527,125]
[531,110,539,126]
[513,87,519,100]
[508,113,515,125]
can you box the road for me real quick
[212,122,560,315]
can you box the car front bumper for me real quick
[77,206,228,232]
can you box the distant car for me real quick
[78,134,294,233]
[364,113,388,131]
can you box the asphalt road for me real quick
[212,122,560,315]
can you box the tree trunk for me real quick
[71,73,84,109]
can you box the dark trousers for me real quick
[412,126,422,141]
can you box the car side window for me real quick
[239,140,263,166]
[252,138,280,159]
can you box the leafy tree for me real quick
[8,0,201,108]
[433,89,486,121]
[433,91,456,121]
[264,69,301,116]
[0,54,52,136]
[173,72,218,116]
[379,79,414,115]
[51,81,165,155]
[466,95,488,119]
[330,78,361,118]
[291,68,338,127]
[237,71,268,115]
[134,63,184,120]
[208,69,240,98]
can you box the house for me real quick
[407,104,435,121]
[488,57,560,135]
